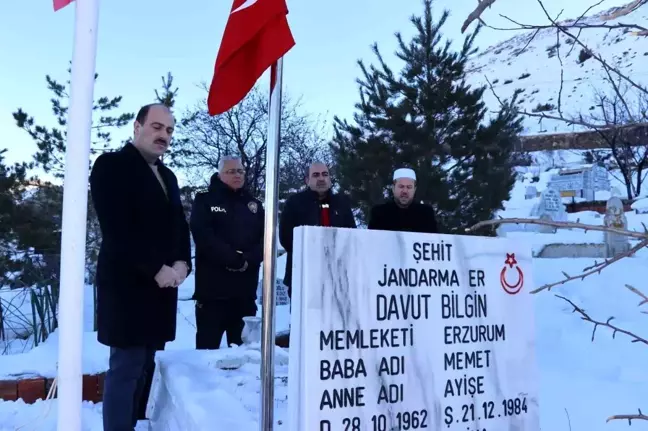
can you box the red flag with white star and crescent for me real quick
[207,0,295,116]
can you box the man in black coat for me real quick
[190,156,265,349]
[368,167,439,233]
[90,103,192,431]
[279,162,356,296]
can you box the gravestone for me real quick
[540,188,564,216]
[525,185,537,200]
[288,226,540,431]
[532,188,567,230]
[256,278,290,306]
[604,196,630,257]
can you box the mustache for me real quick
[155,138,168,146]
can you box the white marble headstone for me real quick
[288,226,540,431]
[532,187,567,223]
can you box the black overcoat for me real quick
[90,143,192,348]
[278,189,356,292]
[368,201,439,234]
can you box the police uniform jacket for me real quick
[190,174,265,302]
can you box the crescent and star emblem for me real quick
[232,0,259,14]
[500,253,524,295]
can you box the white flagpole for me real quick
[260,58,284,431]
[56,0,100,430]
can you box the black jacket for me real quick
[190,175,265,301]
[90,143,192,348]
[279,188,356,291]
[368,200,439,233]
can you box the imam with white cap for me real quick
[393,168,417,181]
[367,166,439,233]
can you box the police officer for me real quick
[190,156,265,349]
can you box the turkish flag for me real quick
[54,0,74,11]
[207,0,295,116]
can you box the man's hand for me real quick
[172,261,189,285]
[155,265,179,288]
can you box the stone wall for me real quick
[0,373,105,403]
[537,243,607,258]
[565,200,634,214]
[516,123,648,152]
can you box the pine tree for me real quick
[0,149,62,345]
[9,67,135,339]
[330,0,522,232]
[13,66,134,178]
[155,72,179,108]
[12,67,134,274]
[0,149,28,286]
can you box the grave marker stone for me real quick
[532,188,567,227]
[604,197,630,257]
[288,226,540,431]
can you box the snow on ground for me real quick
[466,1,648,135]
[3,256,647,430]
[3,165,648,430]
[3,174,648,428]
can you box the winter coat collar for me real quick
[303,187,332,203]
[121,142,165,167]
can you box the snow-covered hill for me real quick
[467,1,648,136]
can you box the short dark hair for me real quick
[135,103,167,125]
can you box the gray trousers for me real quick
[102,343,164,431]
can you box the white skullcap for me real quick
[393,168,416,181]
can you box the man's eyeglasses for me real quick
[224,169,245,175]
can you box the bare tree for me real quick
[462,0,648,423]
[167,83,330,202]
[461,0,648,199]
[587,82,648,198]
[462,0,648,37]
[467,219,648,425]
[487,73,648,200]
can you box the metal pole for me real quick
[56,0,100,430]
[260,58,284,431]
